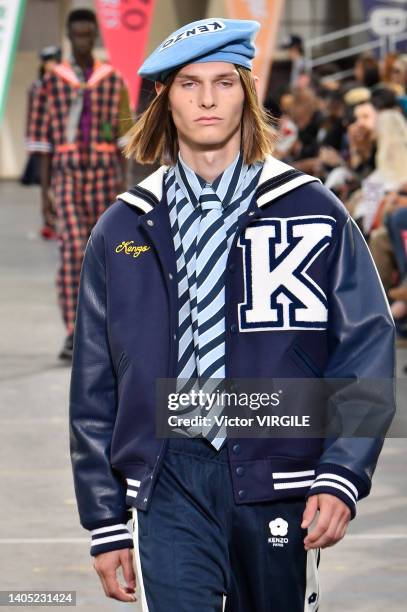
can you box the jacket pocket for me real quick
[289,343,323,378]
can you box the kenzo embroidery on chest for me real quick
[238,215,336,331]
[115,241,150,258]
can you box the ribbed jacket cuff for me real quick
[305,464,369,520]
[25,139,52,153]
[90,521,133,557]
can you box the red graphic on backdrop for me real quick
[95,0,156,110]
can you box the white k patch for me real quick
[238,216,336,331]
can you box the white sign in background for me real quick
[370,7,407,35]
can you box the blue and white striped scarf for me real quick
[165,152,263,394]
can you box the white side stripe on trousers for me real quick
[304,547,320,611]
[132,509,150,612]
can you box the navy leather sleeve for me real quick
[69,231,133,556]
[306,214,397,517]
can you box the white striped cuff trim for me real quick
[274,479,314,490]
[273,470,315,479]
[26,140,52,152]
[126,478,141,487]
[91,523,129,536]
[314,473,358,499]
[310,480,356,504]
[91,533,132,547]
[126,477,140,499]
[126,490,138,498]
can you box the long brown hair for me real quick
[124,66,277,166]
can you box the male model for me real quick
[27,9,132,360]
[69,18,395,612]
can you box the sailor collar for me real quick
[117,155,321,214]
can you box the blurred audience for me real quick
[380,52,407,94]
[353,109,407,236]
[354,53,381,89]
[281,34,310,89]
[273,44,407,336]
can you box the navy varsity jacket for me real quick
[68,155,396,556]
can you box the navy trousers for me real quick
[132,437,320,612]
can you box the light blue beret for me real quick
[138,18,260,83]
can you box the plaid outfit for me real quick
[27,60,132,335]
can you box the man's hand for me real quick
[93,548,137,602]
[301,494,351,550]
[347,123,374,164]
[319,146,344,168]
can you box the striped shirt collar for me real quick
[175,151,247,211]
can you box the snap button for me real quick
[173,333,177,340]
[230,323,238,333]
[168,273,173,280]
[146,219,154,226]
[238,489,246,499]
[143,497,148,503]
[248,211,255,216]
[232,444,241,454]
[236,466,244,477]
